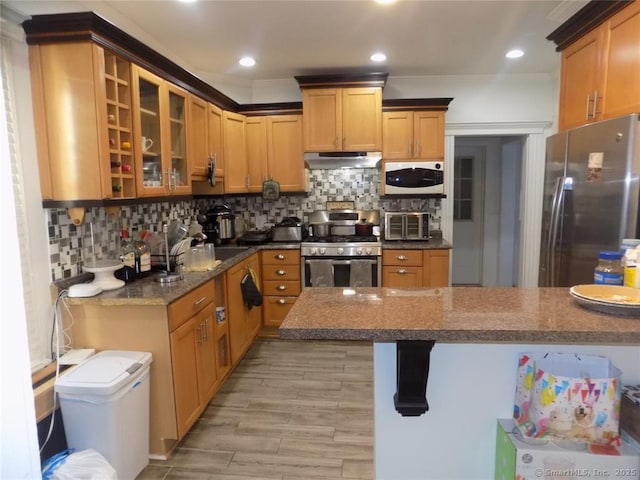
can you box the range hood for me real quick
[304,151,382,169]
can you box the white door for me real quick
[452,146,485,285]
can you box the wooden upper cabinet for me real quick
[132,66,190,196]
[29,41,134,201]
[222,111,248,193]
[601,0,640,120]
[208,103,224,177]
[188,94,208,179]
[559,28,605,130]
[245,116,268,193]
[557,0,640,130]
[302,87,381,151]
[341,87,382,151]
[266,115,306,192]
[383,111,444,159]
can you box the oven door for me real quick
[302,257,381,287]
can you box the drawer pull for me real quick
[277,299,287,304]
[194,296,207,306]
[397,268,408,274]
[276,269,287,276]
[397,255,408,261]
[277,285,287,291]
[276,254,286,260]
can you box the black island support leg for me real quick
[393,340,436,416]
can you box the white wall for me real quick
[374,342,640,480]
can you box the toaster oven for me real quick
[384,212,430,241]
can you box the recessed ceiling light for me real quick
[239,56,256,67]
[506,49,524,59]
[375,0,396,4]
[370,52,387,62]
[177,0,197,3]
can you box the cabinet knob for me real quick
[276,254,286,260]
[277,299,287,305]
[397,268,407,274]
[276,269,286,276]
[194,296,207,305]
[397,255,408,261]
[277,285,287,291]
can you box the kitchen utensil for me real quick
[311,222,332,238]
[272,217,306,242]
[155,223,183,283]
[355,219,374,236]
[166,220,188,247]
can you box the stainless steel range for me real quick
[301,210,382,287]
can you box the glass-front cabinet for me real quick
[132,65,190,196]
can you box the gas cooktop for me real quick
[302,235,380,244]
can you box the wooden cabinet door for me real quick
[267,115,305,192]
[302,88,341,151]
[166,84,190,194]
[342,87,382,151]
[133,66,167,196]
[382,111,413,159]
[423,249,450,287]
[226,259,249,365]
[170,315,202,439]
[414,111,445,159]
[559,28,605,130]
[245,116,268,193]
[208,103,224,177]
[383,266,423,287]
[602,0,640,119]
[188,94,208,179]
[197,302,218,404]
[223,111,248,193]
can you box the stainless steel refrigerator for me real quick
[539,113,640,287]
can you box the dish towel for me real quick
[241,267,263,309]
[308,260,334,287]
[349,260,372,287]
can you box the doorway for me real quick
[452,136,523,286]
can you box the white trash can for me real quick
[55,350,153,480]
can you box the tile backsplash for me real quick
[47,168,441,281]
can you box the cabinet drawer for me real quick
[261,249,300,265]
[383,266,423,288]
[263,296,297,327]
[168,279,214,331]
[262,280,301,296]
[382,249,423,266]
[262,265,301,281]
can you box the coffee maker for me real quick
[203,204,236,246]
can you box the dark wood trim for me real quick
[238,102,303,116]
[23,12,239,111]
[42,195,194,208]
[546,0,632,51]
[294,72,389,89]
[383,98,453,112]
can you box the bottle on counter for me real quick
[624,246,640,288]
[115,228,136,283]
[594,250,624,285]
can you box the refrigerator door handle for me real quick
[547,176,565,287]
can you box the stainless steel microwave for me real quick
[383,161,444,194]
[384,212,429,241]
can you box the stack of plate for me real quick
[569,284,640,316]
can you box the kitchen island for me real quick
[279,287,640,480]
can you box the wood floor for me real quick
[138,338,374,480]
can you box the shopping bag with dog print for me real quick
[513,352,622,445]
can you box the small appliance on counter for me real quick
[383,211,430,241]
[272,216,307,242]
[203,204,236,246]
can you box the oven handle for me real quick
[303,259,379,266]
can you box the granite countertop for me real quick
[279,287,640,344]
[63,243,301,306]
[381,238,451,249]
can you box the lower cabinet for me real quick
[226,253,262,366]
[65,277,230,458]
[261,249,301,327]
[382,249,450,287]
